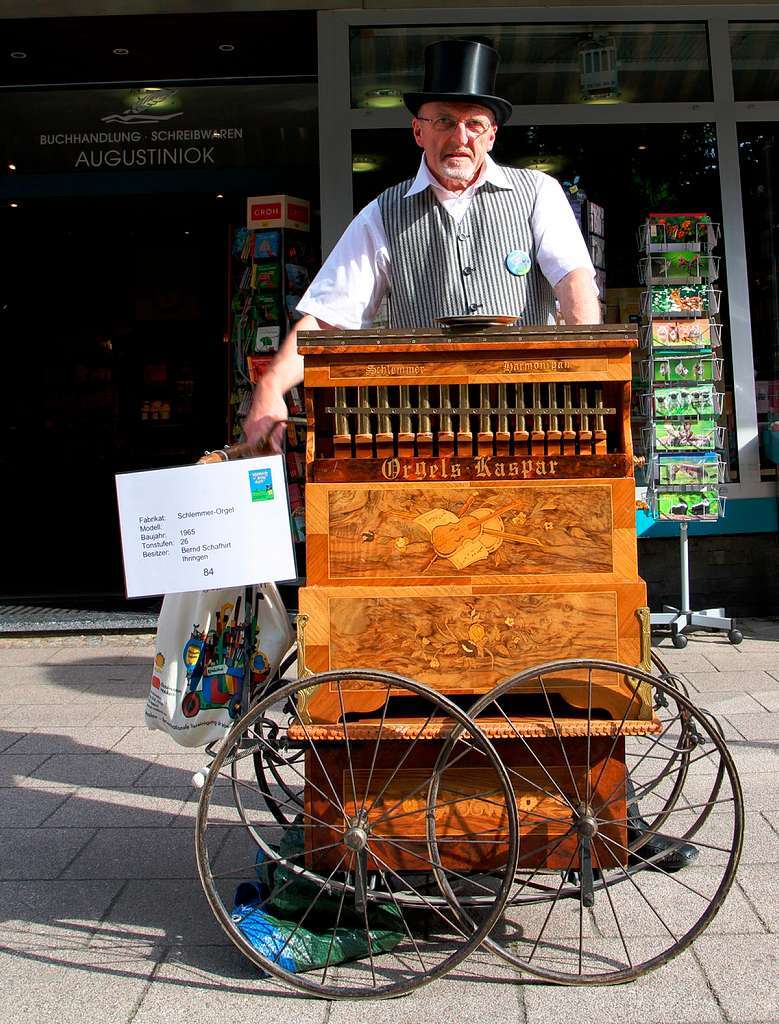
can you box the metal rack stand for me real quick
[650,521,743,647]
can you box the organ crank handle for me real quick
[197,418,298,463]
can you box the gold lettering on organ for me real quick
[503,359,573,373]
[364,364,422,377]
[380,457,558,480]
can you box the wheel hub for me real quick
[574,807,599,839]
[344,810,370,851]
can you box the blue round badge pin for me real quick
[505,249,532,277]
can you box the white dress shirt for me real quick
[298,154,596,329]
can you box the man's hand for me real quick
[554,268,602,325]
[243,379,290,452]
[242,313,330,452]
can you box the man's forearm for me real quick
[554,268,602,325]
[244,313,331,447]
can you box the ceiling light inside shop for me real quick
[9,201,19,208]
[218,43,235,52]
[8,163,16,171]
[363,88,404,109]
[10,51,27,59]
[113,47,129,56]
[352,154,383,172]
[515,154,566,175]
[216,193,224,199]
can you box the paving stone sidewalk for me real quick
[0,625,776,1024]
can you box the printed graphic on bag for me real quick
[656,488,720,521]
[248,468,274,502]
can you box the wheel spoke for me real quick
[321,850,353,985]
[526,845,579,964]
[224,769,342,832]
[368,848,471,940]
[370,782,508,830]
[270,852,349,966]
[597,833,712,900]
[587,673,643,806]
[375,835,500,896]
[585,665,593,807]
[537,672,582,806]
[209,839,345,880]
[378,867,428,973]
[359,684,392,817]
[228,736,346,824]
[599,841,680,943]
[361,704,441,819]
[488,695,577,812]
[288,699,349,821]
[336,680,360,814]
[591,840,633,969]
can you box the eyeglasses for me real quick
[416,115,494,137]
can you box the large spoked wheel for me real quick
[434,659,744,985]
[196,669,519,1000]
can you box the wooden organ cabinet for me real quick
[293,324,655,872]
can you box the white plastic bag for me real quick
[145,583,294,747]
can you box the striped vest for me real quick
[377,166,557,329]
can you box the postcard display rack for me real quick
[228,198,318,545]
[637,213,742,647]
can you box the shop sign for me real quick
[6,85,253,173]
[247,194,310,231]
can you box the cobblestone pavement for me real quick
[0,624,776,1023]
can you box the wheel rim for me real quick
[431,658,744,985]
[196,669,519,999]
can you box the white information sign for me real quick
[115,455,296,598]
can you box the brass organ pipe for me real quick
[377,385,392,435]
[334,386,348,436]
[439,384,453,433]
[357,386,370,436]
[419,385,432,434]
[497,384,509,436]
[399,384,412,435]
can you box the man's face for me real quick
[412,101,497,188]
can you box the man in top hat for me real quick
[243,37,698,873]
[245,38,600,451]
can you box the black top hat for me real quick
[404,39,512,127]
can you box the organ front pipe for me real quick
[578,386,593,455]
[531,383,545,456]
[438,384,454,456]
[477,383,494,456]
[333,385,352,459]
[417,385,434,457]
[562,384,576,455]
[594,388,608,454]
[547,383,562,455]
[513,383,529,456]
[496,383,510,455]
[457,383,472,456]
[354,386,373,459]
[375,386,394,457]
[397,384,415,456]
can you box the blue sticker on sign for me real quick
[248,468,274,502]
[506,249,532,276]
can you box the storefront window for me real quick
[352,120,739,480]
[350,23,712,109]
[738,124,779,478]
[730,22,779,102]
